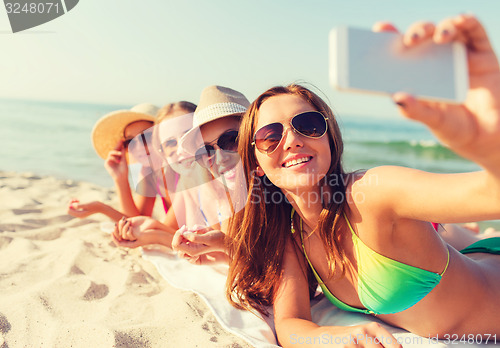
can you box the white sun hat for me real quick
[180,85,250,155]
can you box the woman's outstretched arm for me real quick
[112,216,176,248]
[393,15,500,174]
[354,15,500,224]
[67,199,125,221]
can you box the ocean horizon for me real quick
[1,97,480,187]
[3,97,498,229]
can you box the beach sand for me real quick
[0,171,252,348]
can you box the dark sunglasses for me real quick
[194,130,239,168]
[123,131,152,150]
[159,138,178,152]
[252,111,328,154]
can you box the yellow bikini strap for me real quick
[290,208,305,247]
[440,246,451,276]
[342,212,357,237]
[343,211,450,277]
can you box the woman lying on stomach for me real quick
[226,14,500,347]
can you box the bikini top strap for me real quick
[291,208,325,283]
[290,208,305,248]
[343,212,451,277]
[440,245,451,276]
[342,212,357,238]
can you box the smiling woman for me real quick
[227,84,347,316]
[226,14,500,348]
[67,103,159,221]
[112,85,251,263]
[253,95,334,191]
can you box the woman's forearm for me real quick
[483,171,500,218]
[276,318,328,348]
[277,318,397,348]
[97,203,127,222]
[142,228,175,248]
[114,178,141,217]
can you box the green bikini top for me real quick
[291,209,450,315]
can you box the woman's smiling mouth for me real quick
[282,156,312,168]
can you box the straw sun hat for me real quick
[181,85,250,155]
[91,103,159,159]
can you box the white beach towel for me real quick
[142,248,493,348]
[142,248,279,348]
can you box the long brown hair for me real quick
[226,84,349,315]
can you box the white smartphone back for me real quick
[329,26,468,103]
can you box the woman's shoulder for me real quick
[346,167,384,191]
[348,166,405,189]
[346,166,404,212]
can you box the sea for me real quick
[1,97,480,188]
[4,98,499,229]
[1,98,128,187]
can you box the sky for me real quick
[1,0,500,118]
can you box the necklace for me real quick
[291,208,318,242]
[290,208,302,234]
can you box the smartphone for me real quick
[329,26,468,103]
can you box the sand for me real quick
[0,171,253,348]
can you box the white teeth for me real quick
[284,156,310,168]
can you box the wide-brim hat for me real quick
[180,85,250,155]
[91,103,159,159]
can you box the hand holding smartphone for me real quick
[329,26,468,103]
